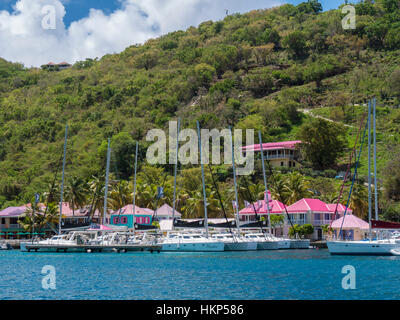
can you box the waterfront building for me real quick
[110,204,154,229]
[330,214,369,240]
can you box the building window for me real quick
[289,161,292,167]
[281,162,284,166]
[293,162,296,167]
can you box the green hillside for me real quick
[0,0,399,219]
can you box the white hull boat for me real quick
[328,239,400,255]
[244,233,280,250]
[161,233,225,252]
[277,239,292,249]
[289,239,310,249]
[212,233,257,251]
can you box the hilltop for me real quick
[0,0,399,218]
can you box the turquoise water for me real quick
[1,249,400,300]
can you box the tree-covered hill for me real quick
[0,0,399,218]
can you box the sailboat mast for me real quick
[258,130,272,235]
[373,97,378,221]
[103,138,111,226]
[172,118,181,226]
[59,124,68,235]
[197,121,209,238]
[230,128,241,234]
[368,100,372,240]
[132,141,138,232]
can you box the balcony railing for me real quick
[265,154,295,160]
[286,219,307,225]
[312,220,332,226]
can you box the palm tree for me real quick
[109,180,132,211]
[18,202,45,233]
[282,171,313,205]
[348,183,368,219]
[88,174,106,221]
[183,190,205,219]
[64,176,88,216]
[43,183,60,203]
[269,174,289,204]
[319,192,338,204]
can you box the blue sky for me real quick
[0,0,346,27]
[0,0,347,67]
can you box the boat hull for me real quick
[224,241,253,251]
[327,241,400,255]
[257,241,279,250]
[161,242,225,252]
[289,239,310,249]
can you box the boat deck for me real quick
[21,243,162,253]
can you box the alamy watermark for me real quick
[42,5,56,30]
[342,5,356,30]
[341,265,356,290]
[146,121,254,175]
[41,265,56,290]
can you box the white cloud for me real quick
[0,0,282,67]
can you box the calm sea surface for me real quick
[0,249,399,300]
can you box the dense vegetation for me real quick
[0,0,399,221]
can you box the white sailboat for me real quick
[160,120,224,252]
[327,98,400,255]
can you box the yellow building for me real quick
[242,140,302,168]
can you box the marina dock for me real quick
[20,243,162,253]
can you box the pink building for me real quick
[239,191,285,222]
[242,140,302,168]
[331,214,369,240]
[285,199,352,240]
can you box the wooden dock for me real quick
[21,243,162,253]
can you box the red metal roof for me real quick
[286,198,330,213]
[242,140,301,152]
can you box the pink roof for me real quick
[112,204,153,216]
[0,206,28,217]
[242,140,301,152]
[331,214,369,230]
[239,199,285,215]
[286,198,330,213]
[155,204,182,217]
[327,203,352,214]
[239,191,285,215]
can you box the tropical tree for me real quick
[109,180,132,211]
[297,118,347,170]
[348,183,369,219]
[88,174,107,221]
[18,202,45,233]
[269,174,288,204]
[64,176,88,216]
[270,214,285,235]
[282,171,313,205]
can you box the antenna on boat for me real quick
[373,97,379,221]
[197,121,209,238]
[132,141,138,233]
[207,163,235,237]
[368,99,372,240]
[229,127,241,235]
[258,130,272,235]
[337,119,368,239]
[103,138,111,227]
[59,124,68,235]
[172,118,181,228]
